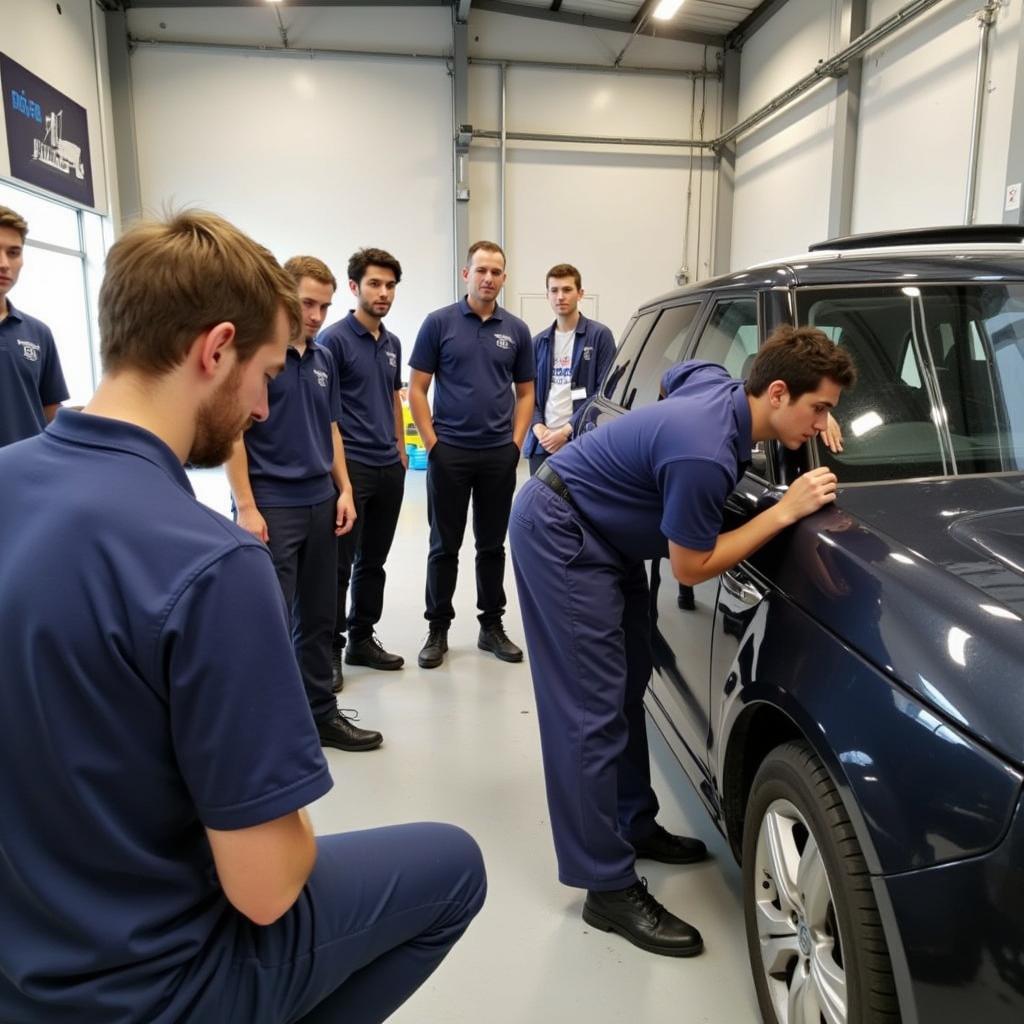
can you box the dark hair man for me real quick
[0,210,485,1023]
[523,263,615,476]
[225,254,382,753]
[408,240,536,669]
[0,205,68,447]
[318,248,407,680]
[509,326,855,957]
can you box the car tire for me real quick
[742,740,900,1024]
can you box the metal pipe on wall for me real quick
[965,2,1000,224]
[473,129,708,148]
[500,64,507,252]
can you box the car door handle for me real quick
[721,569,764,607]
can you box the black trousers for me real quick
[263,498,337,723]
[336,459,406,644]
[528,452,548,477]
[425,440,519,629]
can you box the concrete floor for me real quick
[190,465,761,1024]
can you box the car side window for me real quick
[603,310,659,405]
[690,297,759,377]
[620,303,703,409]
[796,287,944,482]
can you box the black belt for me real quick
[536,461,578,511]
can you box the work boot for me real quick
[477,622,523,663]
[316,709,382,752]
[418,627,448,669]
[331,643,344,693]
[631,824,708,865]
[345,634,404,670]
[582,878,704,958]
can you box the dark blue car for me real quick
[577,227,1024,1024]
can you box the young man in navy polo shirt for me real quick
[0,210,485,1023]
[0,205,68,447]
[509,327,855,957]
[409,240,535,669]
[318,248,407,678]
[226,255,382,753]
[524,263,615,476]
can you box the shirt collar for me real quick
[46,409,195,496]
[2,300,23,324]
[459,296,504,322]
[344,310,388,341]
[731,382,754,466]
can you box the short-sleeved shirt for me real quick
[549,361,753,562]
[0,411,332,1023]
[318,311,402,467]
[408,297,535,449]
[243,340,341,507]
[0,301,69,447]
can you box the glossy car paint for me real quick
[578,242,1024,1021]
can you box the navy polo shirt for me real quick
[549,361,753,562]
[318,311,402,467]
[243,339,342,507]
[409,297,535,449]
[0,300,69,447]
[0,411,332,1023]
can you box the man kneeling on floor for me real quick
[510,327,854,957]
[0,210,486,1023]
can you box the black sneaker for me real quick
[477,622,523,663]
[631,824,708,865]
[345,634,404,670]
[583,878,704,958]
[331,645,344,693]
[316,709,382,752]
[418,627,448,669]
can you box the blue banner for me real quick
[1,52,94,208]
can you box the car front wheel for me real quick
[742,741,900,1024]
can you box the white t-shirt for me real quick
[544,328,575,429]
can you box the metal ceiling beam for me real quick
[472,1,725,47]
[456,0,473,23]
[122,1,448,6]
[726,0,791,50]
[827,0,866,238]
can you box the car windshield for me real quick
[797,283,1024,482]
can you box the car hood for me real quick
[758,474,1024,766]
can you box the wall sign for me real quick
[1,52,94,207]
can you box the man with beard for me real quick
[226,255,382,751]
[318,249,407,681]
[0,211,486,1024]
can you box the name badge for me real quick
[571,387,587,401]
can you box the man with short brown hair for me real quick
[226,253,383,752]
[524,262,616,475]
[408,240,535,669]
[0,204,68,447]
[0,209,485,1023]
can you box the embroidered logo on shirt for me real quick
[17,340,40,362]
[582,346,593,361]
[313,369,329,388]
[386,351,397,368]
[494,333,512,349]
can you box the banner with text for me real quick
[1,53,94,208]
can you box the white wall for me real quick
[730,0,1024,269]
[125,5,720,345]
[0,0,112,214]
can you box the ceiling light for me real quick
[652,0,685,20]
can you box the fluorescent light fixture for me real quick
[653,0,685,20]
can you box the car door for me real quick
[644,295,761,821]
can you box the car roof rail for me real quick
[808,225,1024,252]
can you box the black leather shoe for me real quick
[331,645,344,693]
[418,628,448,669]
[345,635,404,670]
[677,584,696,611]
[631,824,708,865]
[582,878,704,958]
[477,622,523,663]
[316,710,382,752]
